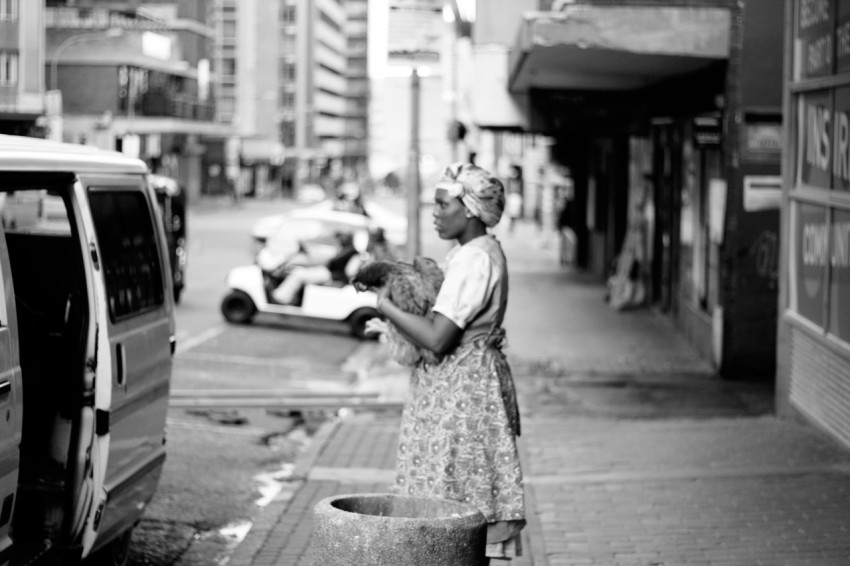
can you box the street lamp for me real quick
[50,28,124,92]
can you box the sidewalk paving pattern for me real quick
[231,219,850,566]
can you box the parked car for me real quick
[254,208,375,271]
[0,134,174,565]
[250,198,407,254]
[150,174,188,303]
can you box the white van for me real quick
[0,135,174,565]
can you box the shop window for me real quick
[87,189,164,321]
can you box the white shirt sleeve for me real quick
[432,245,493,329]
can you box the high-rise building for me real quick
[343,0,369,178]
[273,0,365,194]
[213,0,285,197]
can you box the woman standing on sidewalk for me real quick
[371,162,526,562]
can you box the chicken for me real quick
[352,257,444,366]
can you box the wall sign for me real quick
[794,202,828,326]
[744,176,783,211]
[797,0,835,78]
[693,116,722,147]
[744,122,783,154]
[830,209,850,341]
[799,89,833,188]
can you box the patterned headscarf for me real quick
[435,162,506,227]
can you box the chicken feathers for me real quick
[352,257,444,366]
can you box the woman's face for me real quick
[433,188,468,240]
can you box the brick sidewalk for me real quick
[231,402,850,566]
[227,216,850,565]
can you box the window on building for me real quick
[281,91,295,108]
[219,97,235,119]
[281,33,296,54]
[223,58,236,77]
[281,120,295,147]
[282,62,296,80]
[0,51,18,86]
[223,20,236,38]
[0,0,17,21]
[281,4,296,23]
[87,189,164,321]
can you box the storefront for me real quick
[778,0,850,449]
[504,1,784,378]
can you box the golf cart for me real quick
[221,229,381,338]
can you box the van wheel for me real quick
[349,308,380,340]
[86,527,132,566]
[221,291,256,324]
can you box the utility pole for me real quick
[407,67,421,260]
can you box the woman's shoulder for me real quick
[447,236,505,272]
[450,238,493,263]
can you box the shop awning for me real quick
[508,5,731,93]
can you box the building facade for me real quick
[0,0,45,137]
[213,0,284,197]
[279,0,350,194]
[343,0,369,179]
[778,0,850,449]
[46,0,231,202]
[472,0,785,379]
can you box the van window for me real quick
[0,190,71,235]
[87,189,164,320]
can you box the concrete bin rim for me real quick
[314,492,487,525]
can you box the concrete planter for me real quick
[312,492,487,566]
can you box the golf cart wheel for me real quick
[349,308,381,340]
[221,290,256,324]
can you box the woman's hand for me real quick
[375,286,390,313]
[364,317,388,336]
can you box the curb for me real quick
[225,416,343,566]
[290,416,342,481]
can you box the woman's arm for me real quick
[378,296,463,356]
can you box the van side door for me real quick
[0,224,22,564]
[79,174,174,550]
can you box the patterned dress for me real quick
[394,235,525,557]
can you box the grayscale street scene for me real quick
[0,1,848,565]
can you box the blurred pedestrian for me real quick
[271,231,363,305]
[332,180,369,216]
[556,172,576,265]
[370,162,526,563]
[365,227,395,262]
[505,165,523,234]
